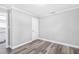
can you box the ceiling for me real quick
[0,4,79,18]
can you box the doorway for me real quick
[0,6,9,52]
[32,17,39,40]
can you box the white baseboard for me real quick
[11,38,79,49]
[38,38,79,49]
[11,39,37,49]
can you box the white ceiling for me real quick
[0,4,79,18]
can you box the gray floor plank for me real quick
[0,39,79,54]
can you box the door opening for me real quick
[0,6,9,51]
[32,17,39,40]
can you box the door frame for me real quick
[6,9,11,48]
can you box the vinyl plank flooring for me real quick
[18,40,45,54]
[11,39,43,54]
[1,39,79,54]
[29,41,51,54]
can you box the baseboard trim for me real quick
[11,38,79,49]
[11,39,37,49]
[38,38,79,49]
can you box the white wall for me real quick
[11,8,32,48]
[39,8,79,47]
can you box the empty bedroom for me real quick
[0,4,79,54]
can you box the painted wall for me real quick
[39,8,79,46]
[11,8,32,47]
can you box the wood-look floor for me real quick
[10,39,79,54]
